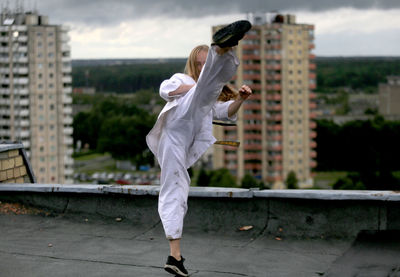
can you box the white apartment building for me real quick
[0,9,73,184]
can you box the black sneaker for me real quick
[212,20,252,48]
[164,255,188,277]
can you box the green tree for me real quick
[286,171,298,189]
[196,167,210,187]
[241,173,260,189]
[209,168,237,188]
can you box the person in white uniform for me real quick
[146,20,252,277]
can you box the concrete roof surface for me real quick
[1,202,399,277]
[0,208,349,277]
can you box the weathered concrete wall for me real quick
[0,184,399,239]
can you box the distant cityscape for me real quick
[1,7,400,189]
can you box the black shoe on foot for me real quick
[212,20,252,48]
[164,255,188,277]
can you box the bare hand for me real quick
[239,85,252,100]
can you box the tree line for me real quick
[72,57,400,94]
[73,93,156,167]
[315,117,400,190]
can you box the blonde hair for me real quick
[184,44,209,82]
[218,84,238,102]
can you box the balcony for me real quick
[244,163,262,170]
[309,54,316,60]
[243,73,261,80]
[269,155,282,161]
[266,175,282,182]
[309,83,316,90]
[16,36,28,43]
[267,144,283,151]
[266,124,282,131]
[243,103,261,110]
[63,96,73,104]
[13,78,29,85]
[242,44,260,50]
[62,76,72,83]
[244,114,262,120]
[266,104,282,111]
[250,93,261,100]
[310,160,317,168]
[266,93,281,101]
[267,135,282,141]
[310,141,317,148]
[15,99,29,106]
[271,164,283,171]
[310,121,317,129]
[18,110,29,117]
[19,130,30,138]
[266,74,281,81]
[63,127,73,135]
[265,54,282,60]
[310,151,317,158]
[244,34,259,40]
[310,112,317,119]
[63,87,72,94]
[242,54,261,61]
[62,44,71,52]
[13,57,28,63]
[243,125,263,131]
[242,64,261,70]
[265,84,282,91]
[309,73,316,79]
[309,63,316,70]
[14,67,28,74]
[265,64,281,70]
[310,102,317,109]
[64,137,73,145]
[63,107,73,114]
[309,43,315,49]
[248,83,262,90]
[266,114,282,121]
[63,117,73,125]
[310,131,317,139]
[244,134,262,140]
[62,66,72,73]
[243,144,262,150]
[309,92,317,99]
[244,153,262,160]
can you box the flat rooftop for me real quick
[1,184,400,276]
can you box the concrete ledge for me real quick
[1,184,400,238]
[254,189,400,201]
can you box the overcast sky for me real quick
[2,0,400,58]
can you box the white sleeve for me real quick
[159,74,184,102]
[212,100,237,121]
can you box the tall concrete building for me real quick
[0,8,73,184]
[379,76,400,116]
[213,13,317,189]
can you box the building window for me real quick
[48,52,54,58]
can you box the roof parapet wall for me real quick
[0,184,399,238]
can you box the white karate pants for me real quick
[158,46,239,239]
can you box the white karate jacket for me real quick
[146,73,236,169]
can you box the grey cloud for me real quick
[1,0,399,26]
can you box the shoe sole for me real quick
[212,20,252,47]
[164,264,188,277]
